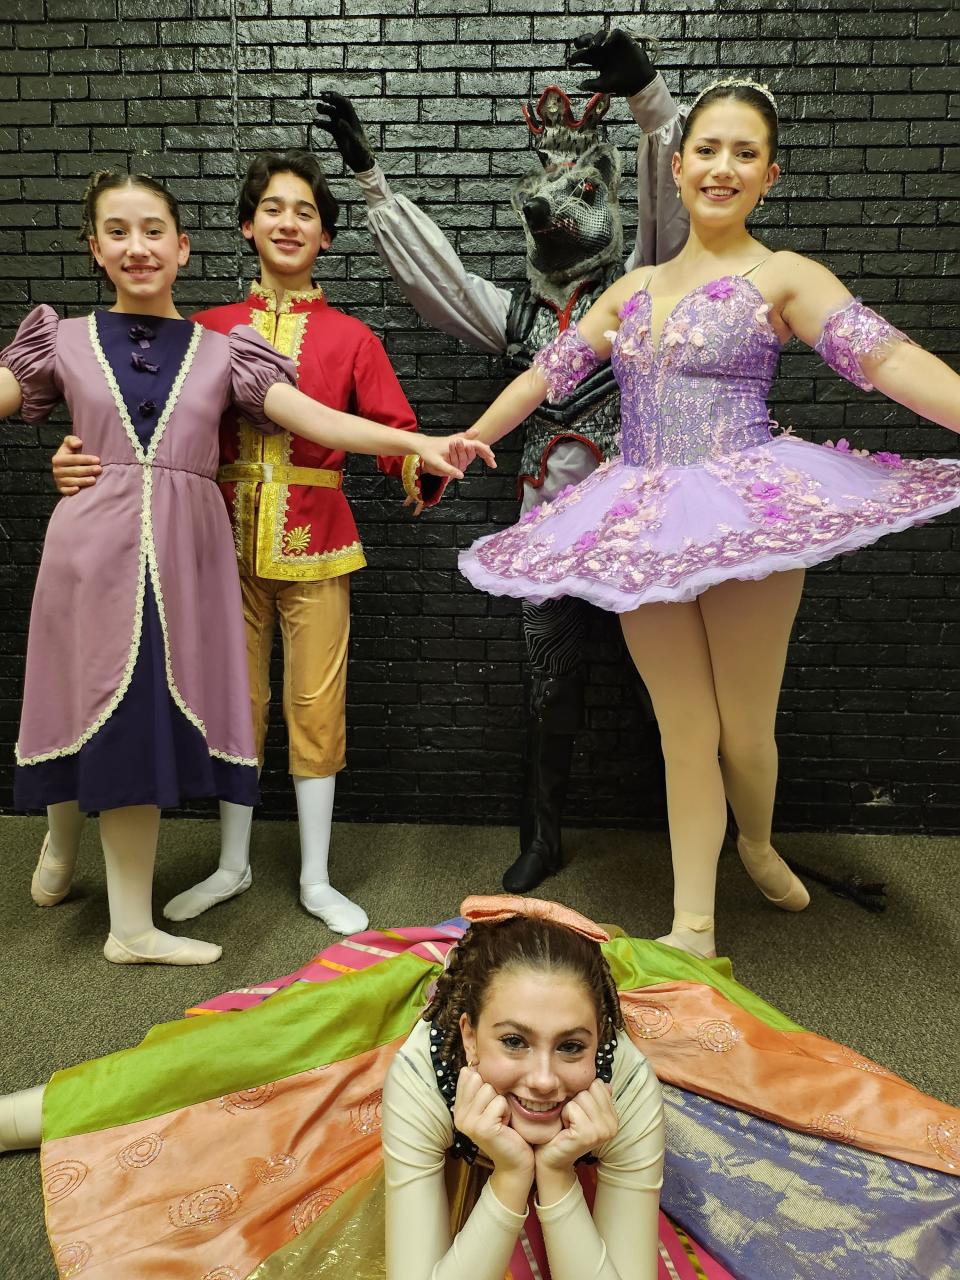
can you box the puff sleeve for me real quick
[813,299,912,392]
[0,304,61,422]
[226,324,298,430]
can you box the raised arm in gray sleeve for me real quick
[356,165,512,355]
[623,73,690,272]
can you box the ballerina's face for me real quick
[672,98,780,225]
[89,184,189,310]
[459,966,599,1146]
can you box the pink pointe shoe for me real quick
[737,836,810,912]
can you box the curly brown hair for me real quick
[78,170,183,278]
[422,916,624,1073]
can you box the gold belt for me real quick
[217,462,343,489]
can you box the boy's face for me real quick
[241,170,330,283]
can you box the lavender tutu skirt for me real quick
[459,433,960,612]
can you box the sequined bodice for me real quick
[611,276,781,468]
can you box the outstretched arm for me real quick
[0,367,23,419]
[462,272,637,449]
[262,382,494,479]
[314,91,511,353]
[777,253,960,435]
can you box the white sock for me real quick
[0,1085,45,1152]
[101,806,220,965]
[163,801,254,921]
[294,775,368,934]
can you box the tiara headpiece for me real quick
[692,77,777,112]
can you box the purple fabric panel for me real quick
[226,323,297,430]
[17,464,142,760]
[814,300,910,393]
[0,304,62,422]
[15,578,258,812]
[95,311,196,450]
[532,324,606,404]
[16,317,254,765]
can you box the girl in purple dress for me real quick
[459,80,960,960]
[0,171,491,968]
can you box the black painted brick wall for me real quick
[1,2,958,832]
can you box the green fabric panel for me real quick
[44,951,436,1142]
[604,937,805,1033]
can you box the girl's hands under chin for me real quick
[453,1067,535,1177]
[535,1078,619,1174]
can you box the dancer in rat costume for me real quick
[316,30,688,895]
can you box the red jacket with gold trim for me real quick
[194,284,418,582]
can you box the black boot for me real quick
[503,673,582,894]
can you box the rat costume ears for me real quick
[460,894,611,943]
[521,85,611,135]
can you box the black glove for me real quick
[566,28,657,97]
[314,91,376,173]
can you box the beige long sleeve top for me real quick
[382,1019,664,1280]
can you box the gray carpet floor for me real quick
[1,814,958,1277]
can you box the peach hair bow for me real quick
[460,895,610,944]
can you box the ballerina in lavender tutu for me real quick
[458,78,960,959]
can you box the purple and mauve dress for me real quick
[459,278,960,611]
[1,305,296,812]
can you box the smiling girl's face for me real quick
[672,98,779,224]
[459,966,599,1146]
[88,183,189,313]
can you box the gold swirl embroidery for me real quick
[811,1113,856,1142]
[255,1153,298,1183]
[116,1133,164,1170]
[926,1121,959,1169]
[837,1045,892,1077]
[55,1241,92,1277]
[283,524,312,555]
[292,1186,343,1234]
[219,1082,276,1113]
[350,1088,383,1136]
[625,1003,674,1040]
[168,1183,241,1229]
[696,1019,741,1053]
[44,1159,88,1203]
[201,1269,242,1280]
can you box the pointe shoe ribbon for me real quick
[31,832,74,907]
[657,911,717,960]
[103,931,222,967]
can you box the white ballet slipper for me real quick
[299,882,368,935]
[163,866,253,922]
[103,929,222,967]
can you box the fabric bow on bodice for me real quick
[611,276,782,469]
